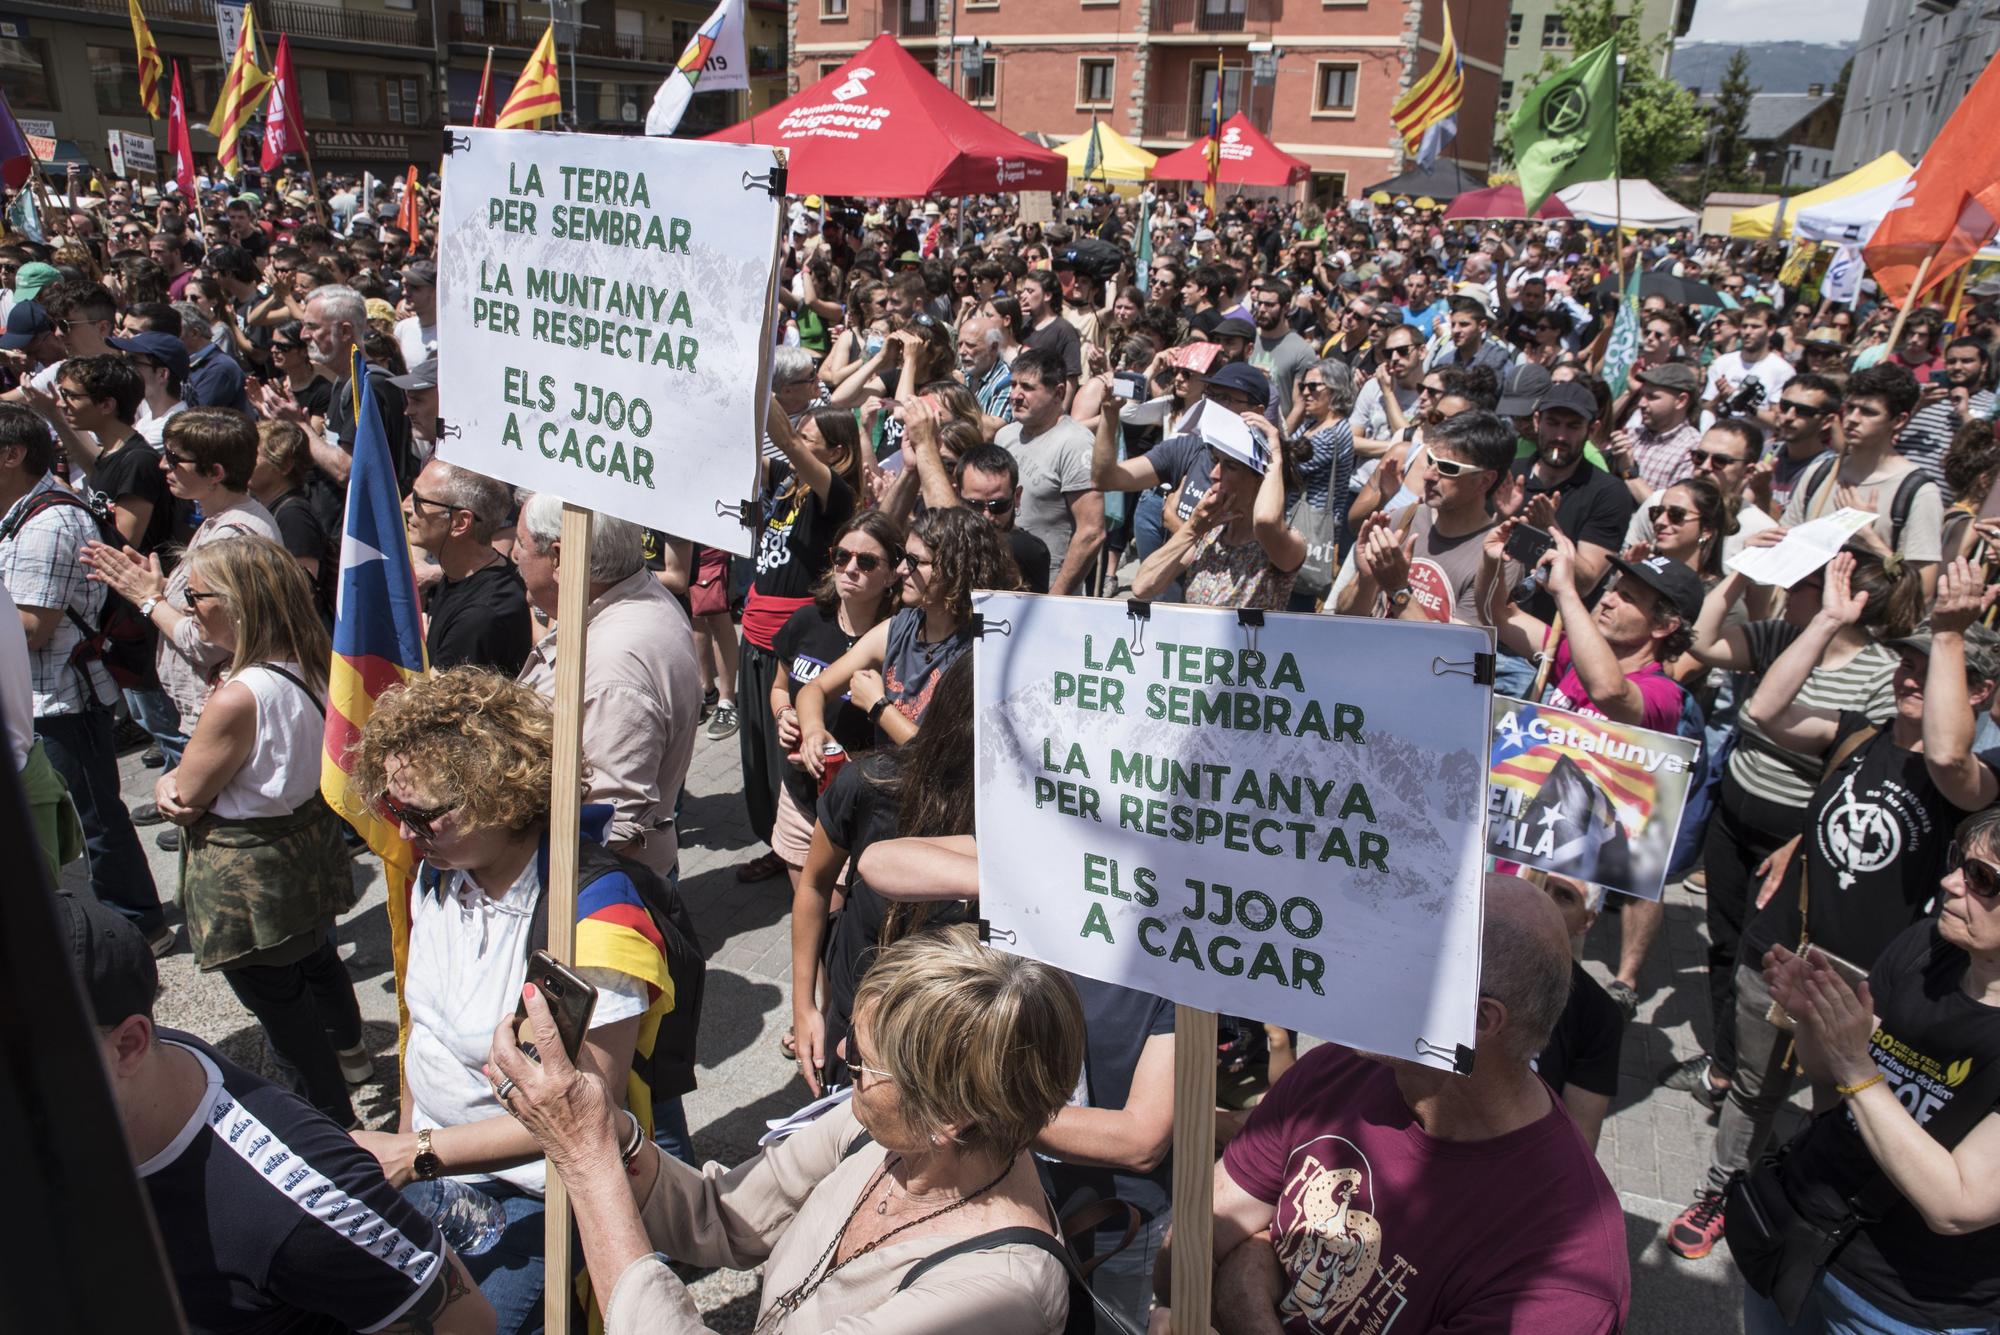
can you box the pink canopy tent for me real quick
[1442,184,1573,222]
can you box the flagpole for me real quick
[1612,53,1626,294]
[1885,248,1939,352]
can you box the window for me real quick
[821,0,848,16]
[1315,61,1357,113]
[1499,79,1514,113]
[1507,13,1522,46]
[1079,59,1114,106]
[818,61,844,80]
[1542,15,1568,47]
[1195,64,1246,127]
[968,55,997,105]
[90,45,148,117]
[0,37,56,111]
[615,8,645,56]
[353,74,384,122]
[387,79,401,122]
[403,77,422,125]
[301,68,352,123]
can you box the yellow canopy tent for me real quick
[1056,120,1157,183]
[1729,153,1914,240]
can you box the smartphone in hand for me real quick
[515,950,599,1065]
[1504,524,1555,569]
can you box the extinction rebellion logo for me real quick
[1541,82,1591,137]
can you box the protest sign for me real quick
[973,592,1493,1069]
[107,130,156,179]
[1487,695,1699,902]
[434,128,783,555]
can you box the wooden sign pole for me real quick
[1883,249,1938,355]
[542,501,593,1335]
[1169,1006,1218,1335]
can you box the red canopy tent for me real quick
[1150,113,1310,189]
[1442,184,1572,222]
[706,35,1064,198]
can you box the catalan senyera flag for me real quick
[497,24,563,129]
[1865,47,2000,305]
[128,0,163,119]
[322,352,428,1040]
[1392,1,1463,172]
[206,5,272,172]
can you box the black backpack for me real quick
[1795,456,1933,551]
[0,487,158,692]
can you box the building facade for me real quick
[0,0,788,176]
[788,0,1507,204]
[1830,0,2000,173]
[1495,0,1690,126]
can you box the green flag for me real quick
[1509,39,1618,217]
[1083,117,1103,182]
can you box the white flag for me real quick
[1823,245,1865,306]
[646,0,748,137]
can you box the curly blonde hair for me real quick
[351,667,557,833]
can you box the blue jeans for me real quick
[1085,1209,1169,1335]
[123,685,186,766]
[1491,647,1539,701]
[652,1094,696,1167]
[1133,490,1167,562]
[1744,1267,1999,1335]
[36,707,164,933]
[463,1180,545,1335]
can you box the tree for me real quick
[1499,0,1705,181]
[1829,54,1853,117]
[1711,47,1758,187]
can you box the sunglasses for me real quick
[183,588,225,605]
[378,791,458,839]
[160,447,196,469]
[961,496,1013,515]
[827,546,890,573]
[1688,448,1743,469]
[1301,381,1329,394]
[1649,503,1695,526]
[1948,842,2000,900]
[1776,399,1828,417]
[1428,456,1484,478]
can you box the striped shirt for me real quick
[1897,390,1996,495]
[1726,621,1896,809]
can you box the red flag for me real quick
[396,164,420,238]
[1865,47,2000,304]
[471,46,497,128]
[167,61,196,201]
[259,33,304,172]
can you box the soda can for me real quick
[817,740,848,795]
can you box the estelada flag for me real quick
[206,5,272,172]
[496,24,562,129]
[1865,47,2000,304]
[128,0,163,119]
[322,353,428,1040]
[166,63,196,199]
[259,33,304,172]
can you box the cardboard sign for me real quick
[1487,695,1700,902]
[108,131,156,178]
[434,128,783,555]
[974,593,1493,1070]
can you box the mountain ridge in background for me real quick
[1672,40,1856,95]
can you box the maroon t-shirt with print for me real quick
[1221,1044,1629,1334]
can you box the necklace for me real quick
[756,1153,1012,1331]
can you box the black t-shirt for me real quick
[287,376,334,422]
[267,489,336,619]
[753,464,856,602]
[326,366,415,491]
[1780,920,2000,1326]
[89,434,175,554]
[1007,526,1051,594]
[772,602,872,810]
[1508,455,1637,621]
[815,753,968,1085]
[1042,975,1175,1248]
[422,559,534,674]
[1188,307,1225,338]
[1745,713,1986,968]
[141,1030,449,1335]
[1535,961,1625,1097]
[1023,314,1082,380]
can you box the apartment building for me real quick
[1495,0,1689,124]
[1830,0,2000,173]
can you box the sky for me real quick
[1679,0,1867,44]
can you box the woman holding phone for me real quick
[351,667,675,1335]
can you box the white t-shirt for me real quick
[393,316,436,372]
[1703,349,1793,428]
[0,582,32,769]
[135,397,186,447]
[403,858,649,1195]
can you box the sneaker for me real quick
[1604,978,1640,1022]
[700,686,719,721]
[141,746,166,769]
[130,802,166,827]
[337,1044,376,1086]
[1668,1189,1729,1259]
[147,925,177,958]
[1685,867,1708,893]
[706,701,740,740]
[156,828,181,852]
[1661,1053,1730,1112]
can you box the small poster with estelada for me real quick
[1486,695,1700,902]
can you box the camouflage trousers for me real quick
[179,796,359,971]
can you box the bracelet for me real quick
[1837,1072,1886,1098]
[619,1109,646,1165]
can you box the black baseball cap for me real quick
[1496,363,1553,417]
[1206,361,1271,405]
[1537,380,1598,421]
[1606,552,1704,625]
[108,332,191,382]
[1212,316,1256,341]
[58,892,158,1026]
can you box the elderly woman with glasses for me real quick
[83,409,280,780]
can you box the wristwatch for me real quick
[1388,588,1414,612]
[138,596,161,618]
[413,1128,443,1181]
[867,698,890,724]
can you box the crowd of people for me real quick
[15,164,2000,1335]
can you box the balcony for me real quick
[447,12,685,65]
[750,44,786,76]
[1141,90,1269,140]
[1149,0,1274,33]
[59,0,429,48]
[881,0,939,38]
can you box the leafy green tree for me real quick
[1710,46,1758,187]
[1500,0,1705,181]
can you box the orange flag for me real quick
[1864,47,2000,305]
[395,164,420,238]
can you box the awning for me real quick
[1442,183,1571,221]
[1055,120,1156,183]
[1150,113,1309,189]
[1554,179,1698,230]
[1356,160,1484,203]
[705,35,1065,198]
[1729,152,1914,240]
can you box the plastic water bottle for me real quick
[401,1178,507,1256]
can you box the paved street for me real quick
[85,721,1806,1332]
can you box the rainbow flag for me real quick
[322,353,428,1038]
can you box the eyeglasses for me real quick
[1428,456,1485,478]
[961,496,1013,515]
[896,550,934,572]
[827,545,889,573]
[1649,503,1695,526]
[409,492,467,517]
[183,588,225,605]
[1948,842,2000,900]
[1776,399,1828,417]
[1688,448,1742,470]
[378,791,458,840]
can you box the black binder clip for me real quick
[1125,598,1151,654]
[434,422,462,442]
[1414,1037,1475,1075]
[714,498,758,530]
[742,164,789,199]
[441,130,470,157]
[969,613,1012,639]
[976,920,1017,946]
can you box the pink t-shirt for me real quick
[1221,1045,1629,1335]
[1546,639,1684,733]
